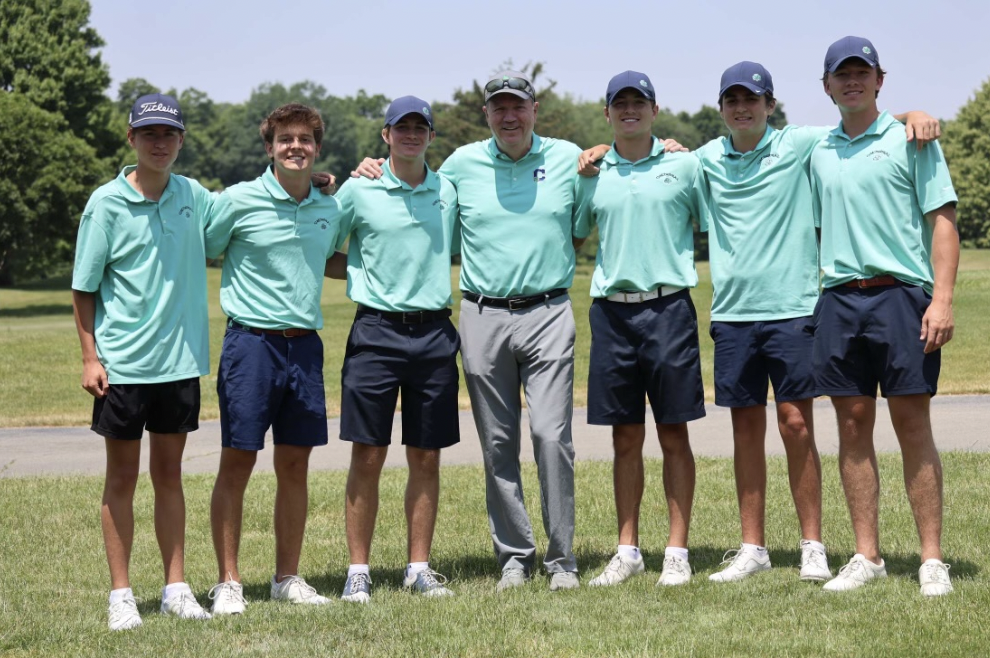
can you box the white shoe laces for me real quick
[281,575,319,599]
[418,569,448,588]
[921,561,951,583]
[208,580,245,605]
[663,555,690,575]
[348,572,371,592]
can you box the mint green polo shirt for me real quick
[204,167,343,329]
[696,125,829,321]
[335,160,458,312]
[71,167,213,384]
[810,111,957,293]
[439,134,582,297]
[574,139,707,297]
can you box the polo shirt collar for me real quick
[831,110,897,142]
[603,136,664,166]
[723,125,774,158]
[380,159,441,192]
[114,165,178,204]
[261,165,320,204]
[487,134,544,161]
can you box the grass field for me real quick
[1,250,988,427]
[1,453,988,657]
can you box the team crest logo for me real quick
[752,74,762,82]
[655,172,679,184]
[862,46,872,55]
[432,199,448,209]
[314,218,331,230]
[760,153,780,169]
[178,205,193,219]
[533,168,546,182]
[423,107,431,115]
[640,80,649,88]
[866,149,889,161]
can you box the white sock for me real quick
[617,545,641,561]
[801,539,826,553]
[347,564,370,578]
[406,562,429,578]
[741,542,768,558]
[162,582,191,600]
[665,546,689,562]
[109,587,133,606]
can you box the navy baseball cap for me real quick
[719,62,774,100]
[824,36,880,73]
[384,96,434,130]
[605,71,656,106]
[128,93,185,130]
[484,71,536,102]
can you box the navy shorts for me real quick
[587,291,706,425]
[813,284,940,398]
[217,323,329,451]
[91,378,200,440]
[710,316,816,407]
[340,308,460,449]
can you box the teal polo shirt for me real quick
[574,138,707,297]
[204,167,343,329]
[696,125,829,321]
[71,167,212,384]
[810,111,957,293]
[439,134,582,297]
[335,160,458,312]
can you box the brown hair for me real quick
[259,103,325,146]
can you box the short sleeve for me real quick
[204,191,236,259]
[71,214,110,292]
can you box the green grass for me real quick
[1,250,988,427]
[1,453,988,656]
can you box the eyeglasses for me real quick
[484,76,536,100]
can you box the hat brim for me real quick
[384,111,434,130]
[718,82,770,99]
[485,88,533,102]
[130,117,186,129]
[826,55,877,73]
[606,86,656,105]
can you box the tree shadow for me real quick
[0,304,74,318]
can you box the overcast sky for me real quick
[89,0,989,128]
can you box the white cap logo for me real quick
[752,74,762,82]
[423,107,430,115]
[639,80,648,88]
[862,46,872,54]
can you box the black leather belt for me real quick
[228,319,314,337]
[461,288,567,311]
[842,275,902,288]
[357,305,452,324]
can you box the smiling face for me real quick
[824,59,883,113]
[719,86,775,139]
[265,123,320,178]
[483,95,539,158]
[605,89,658,140]
[383,114,434,162]
[128,125,184,174]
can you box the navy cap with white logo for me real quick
[384,96,434,130]
[605,71,656,106]
[719,62,774,100]
[824,36,880,73]
[128,93,185,130]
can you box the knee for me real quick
[105,465,140,496]
[778,413,811,443]
[149,460,183,491]
[350,445,387,476]
[408,449,441,478]
[612,434,643,460]
[657,424,690,455]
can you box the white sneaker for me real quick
[549,571,580,592]
[271,575,331,605]
[496,568,528,593]
[160,590,211,620]
[589,553,645,587]
[108,593,142,631]
[403,568,454,597]
[341,572,372,603]
[799,541,832,582]
[709,546,771,582]
[823,554,887,592]
[657,555,692,586]
[919,559,953,597]
[209,579,247,615]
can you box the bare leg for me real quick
[273,444,313,580]
[211,446,257,582]
[102,438,141,590]
[344,443,387,565]
[611,424,646,546]
[406,446,441,563]
[776,399,823,542]
[730,406,767,546]
[887,394,943,561]
[657,423,695,548]
[148,432,188,585]
[831,396,881,562]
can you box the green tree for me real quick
[0,93,107,284]
[942,78,990,247]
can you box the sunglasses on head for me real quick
[485,76,536,99]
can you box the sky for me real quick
[88,0,989,128]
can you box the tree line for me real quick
[2,0,988,285]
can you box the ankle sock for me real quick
[109,587,133,606]
[617,545,641,561]
[665,546,689,562]
[348,564,370,578]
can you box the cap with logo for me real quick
[718,62,774,100]
[824,36,880,73]
[128,93,185,130]
[605,71,656,106]
[484,71,536,102]
[384,96,434,130]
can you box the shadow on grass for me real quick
[0,304,74,318]
[1,274,73,291]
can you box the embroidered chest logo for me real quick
[760,153,780,169]
[655,172,679,184]
[533,168,546,182]
[866,150,890,162]
[313,218,331,230]
[432,199,449,209]
[178,205,193,219]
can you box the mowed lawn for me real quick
[1,454,989,657]
[1,250,989,427]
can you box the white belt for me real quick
[605,286,684,303]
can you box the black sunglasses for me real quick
[484,76,536,99]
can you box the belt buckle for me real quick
[856,279,869,288]
[282,329,295,338]
[403,311,424,324]
[508,298,527,311]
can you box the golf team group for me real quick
[71,35,961,631]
